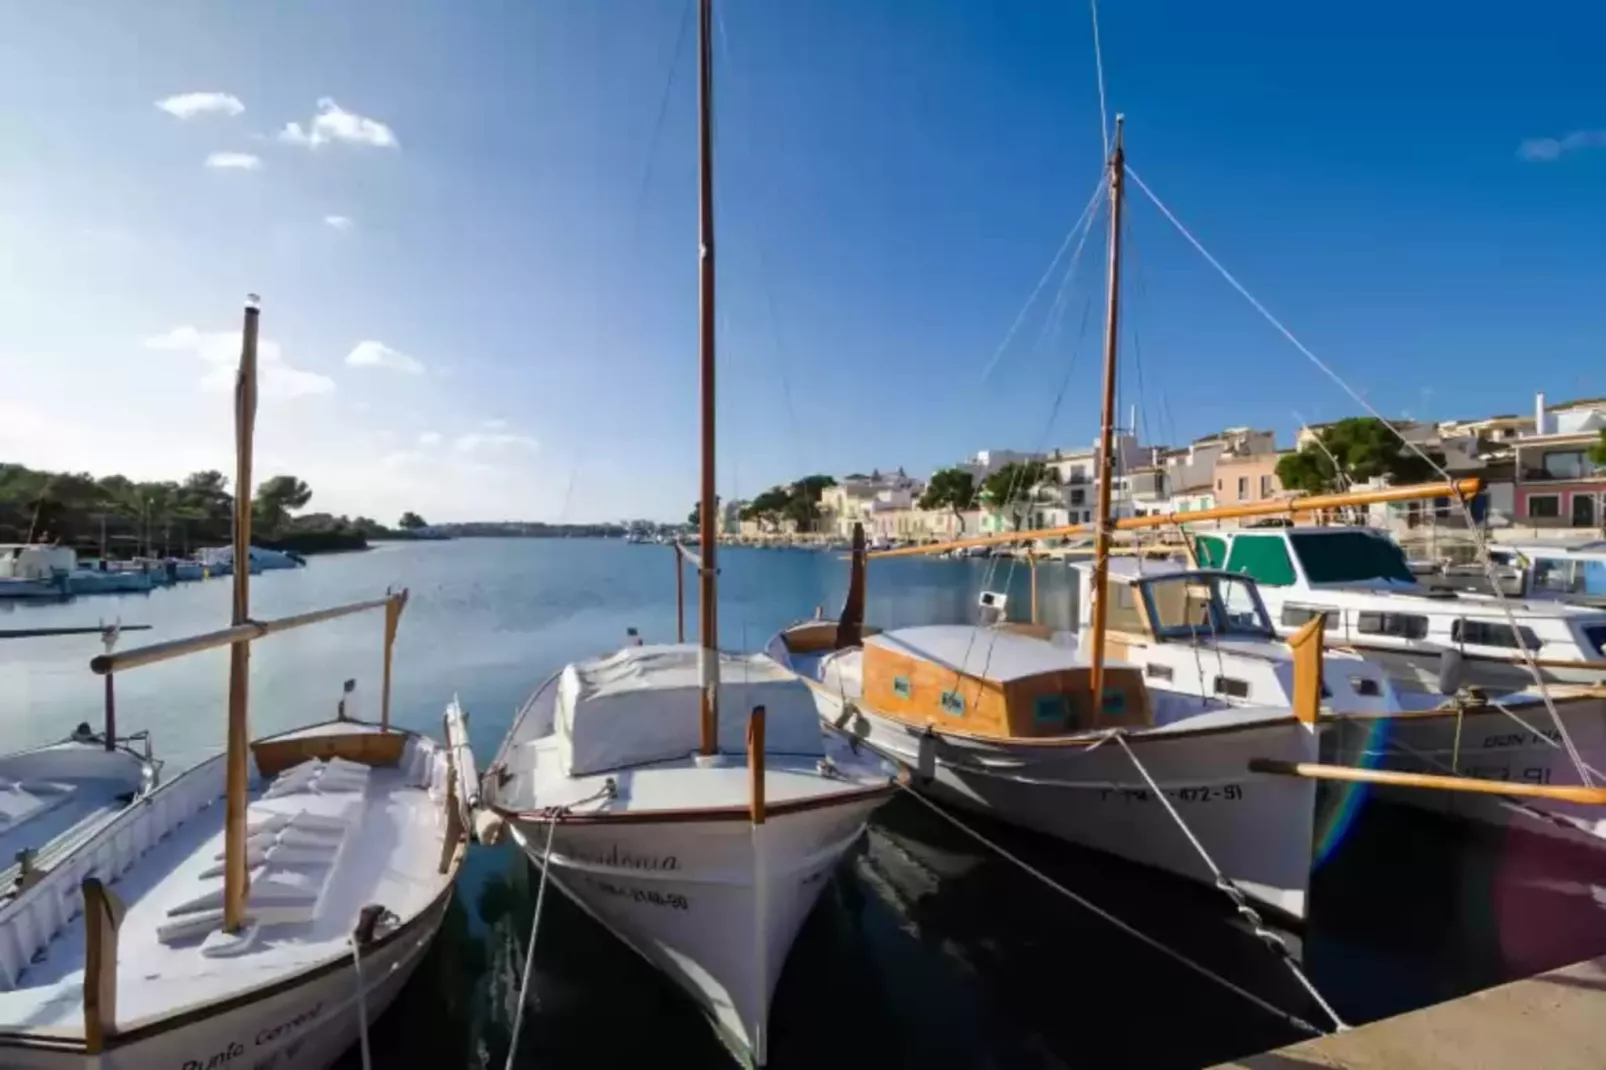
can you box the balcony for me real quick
[1522,467,1606,484]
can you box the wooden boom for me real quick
[1249,758,1606,806]
[89,594,400,675]
[868,477,1484,560]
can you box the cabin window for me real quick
[1526,495,1560,520]
[1224,535,1297,587]
[1105,582,1146,632]
[1532,559,1578,594]
[1034,694,1069,727]
[1355,612,1427,640]
[939,690,966,717]
[1287,531,1414,585]
[893,676,912,699]
[1282,604,1339,629]
[1213,676,1251,699]
[1195,535,1228,569]
[1584,624,1606,658]
[1145,663,1174,682]
[1101,690,1127,715]
[1451,619,1540,651]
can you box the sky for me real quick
[1,1,1602,524]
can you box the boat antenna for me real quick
[1088,116,1126,710]
[696,0,720,757]
[223,293,260,932]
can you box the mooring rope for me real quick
[1110,734,1350,1032]
[894,782,1328,1037]
[505,816,561,1070]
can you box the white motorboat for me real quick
[0,299,469,1070]
[1190,526,1606,696]
[1486,541,1606,606]
[0,546,72,600]
[480,8,895,1062]
[196,546,303,574]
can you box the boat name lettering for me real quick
[1460,764,1553,785]
[179,1002,323,1069]
[591,876,689,910]
[1099,784,1243,804]
[1482,731,1562,749]
[255,1000,324,1047]
[571,844,680,871]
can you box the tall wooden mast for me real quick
[223,295,259,932]
[1088,116,1126,709]
[696,0,720,756]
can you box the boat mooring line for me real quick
[1111,734,1350,1033]
[506,816,561,1070]
[894,783,1329,1038]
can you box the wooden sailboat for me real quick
[0,299,471,1069]
[479,2,895,1064]
[771,121,1327,920]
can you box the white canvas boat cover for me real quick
[557,644,826,776]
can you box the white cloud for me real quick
[324,215,354,231]
[1518,129,1606,162]
[144,325,335,399]
[278,98,399,149]
[155,92,244,119]
[345,340,424,375]
[480,418,509,430]
[455,431,539,453]
[418,431,443,446]
[204,152,261,171]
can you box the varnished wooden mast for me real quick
[696,0,719,756]
[1088,116,1126,709]
[224,295,259,933]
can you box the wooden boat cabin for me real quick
[856,626,1152,739]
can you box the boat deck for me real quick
[0,744,148,892]
[505,731,891,815]
[0,730,449,1040]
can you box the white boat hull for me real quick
[1357,645,1606,697]
[814,692,1319,919]
[1327,696,1606,845]
[507,797,884,1066]
[0,888,450,1070]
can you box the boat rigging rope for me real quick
[1125,164,1592,789]
[1110,733,1351,1033]
[893,782,1328,1038]
[1088,0,1111,159]
[349,939,373,1070]
[505,814,562,1070]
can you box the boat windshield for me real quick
[1288,531,1415,585]
[1139,573,1276,641]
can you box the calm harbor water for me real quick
[6,539,1606,1068]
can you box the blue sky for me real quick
[1,1,1601,523]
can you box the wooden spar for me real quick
[834,522,866,648]
[1029,550,1039,625]
[1248,759,1606,806]
[675,543,686,643]
[867,477,1485,560]
[1288,613,1324,726]
[748,705,767,824]
[81,877,125,1053]
[224,296,258,934]
[0,624,151,639]
[380,588,409,731]
[90,595,399,675]
[1088,116,1126,708]
[695,0,719,757]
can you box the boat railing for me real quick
[87,590,410,747]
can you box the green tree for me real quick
[687,497,720,528]
[253,475,313,535]
[398,511,428,530]
[740,486,792,532]
[981,460,1052,530]
[918,468,977,534]
[783,475,836,532]
[1276,417,1440,495]
[1590,429,1606,469]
